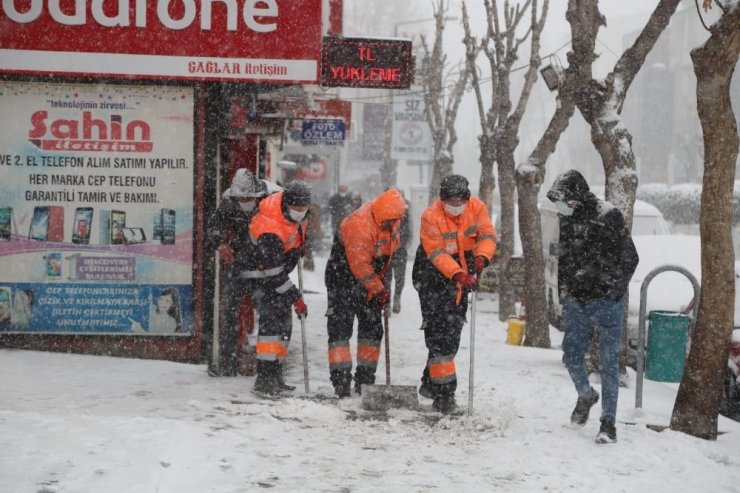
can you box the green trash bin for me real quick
[646,310,689,382]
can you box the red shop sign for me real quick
[0,0,322,83]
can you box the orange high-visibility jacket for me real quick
[419,197,496,280]
[247,192,306,300]
[339,188,407,297]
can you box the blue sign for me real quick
[301,119,345,146]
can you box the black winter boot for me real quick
[253,361,282,397]
[570,388,600,426]
[432,394,458,414]
[332,371,352,398]
[595,419,617,444]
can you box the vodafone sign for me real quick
[0,0,322,83]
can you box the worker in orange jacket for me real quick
[324,188,407,398]
[412,175,496,413]
[248,181,311,397]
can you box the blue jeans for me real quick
[562,297,625,423]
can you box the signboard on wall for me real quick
[321,37,413,89]
[0,81,195,335]
[391,89,432,160]
[301,119,345,146]
[0,0,322,83]
[362,104,389,161]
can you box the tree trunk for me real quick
[498,144,518,321]
[478,134,496,212]
[671,5,740,440]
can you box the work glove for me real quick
[474,256,489,274]
[374,289,391,308]
[217,244,235,264]
[453,272,478,290]
[293,298,308,318]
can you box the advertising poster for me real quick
[0,81,194,335]
[391,89,432,161]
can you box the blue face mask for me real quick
[555,201,575,217]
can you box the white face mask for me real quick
[238,201,256,212]
[555,201,575,216]
[444,203,466,216]
[289,209,307,222]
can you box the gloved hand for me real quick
[453,272,478,290]
[374,289,391,307]
[217,244,235,264]
[293,298,308,318]
[474,256,488,274]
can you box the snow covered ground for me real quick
[1,255,739,493]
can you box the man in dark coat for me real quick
[547,169,639,444]
[328,185,354,235]
[205,168,266,376]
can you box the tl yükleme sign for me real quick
[0,81,195,335]
[0,0,322,83]
[321,37,413,89]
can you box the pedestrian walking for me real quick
[328,184,354,235]
[205,168,266,376]
[248,181,312,397]
[412,175,496,414]
[547,169,639,444]
[324,188,407,398]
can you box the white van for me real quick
[541,199,671,328]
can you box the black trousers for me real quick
[418,284,469,397]
[252,284,293,381]
[210,267,251,374]
[326,284,384,389]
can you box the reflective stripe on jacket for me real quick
[247,192,306,301]
[416,197,496,304]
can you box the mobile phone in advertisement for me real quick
[72,207,94,244]
[0,207,11,241]
[153,213,162,240]
[98,210,111,245]
[29,206,49,241]
[161,208,176,245]
[110,210,126,245]
[47,206,64,242]
[0,286,11,327]
[121,227,146,244]
[45,252,62,278]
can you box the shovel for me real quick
[468,291,477,416]
[297,259,310,393]
[361,308,419,412]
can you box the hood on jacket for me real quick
[371,188,407,225]
[547,170,593,203]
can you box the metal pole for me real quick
[211,143,222,371]
[297,259,310,393]
[384,308,391,386]
[635,265,700,409]
[468,291,477,416]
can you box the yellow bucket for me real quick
[506,318,526,346]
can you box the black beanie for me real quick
[439,174,471,201]
[283,181,312,206]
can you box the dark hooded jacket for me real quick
[547,170,639,302]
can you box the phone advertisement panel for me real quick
[0,81,195,335]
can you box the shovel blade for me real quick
[361,384,419,411]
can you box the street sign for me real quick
[301,119,345,146]
[321,37,413,89]
[391,89,432,160]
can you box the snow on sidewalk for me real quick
[1,256,738,492]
